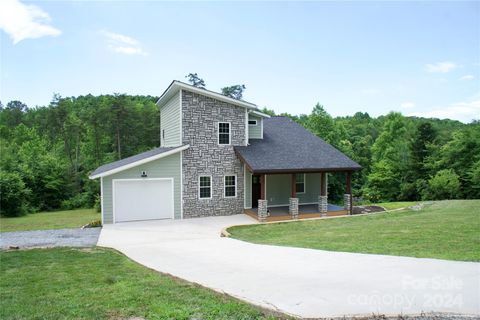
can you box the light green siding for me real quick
[101,152,182,223]
[248,114,262,139]
[160,92,181,147]
[266,173,320,206]
[244,167,252,208]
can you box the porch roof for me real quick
[235,117,361,174]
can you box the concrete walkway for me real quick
[98,215,480,318]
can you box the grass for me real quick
[230,200,480,261]
[0,248,281,320]
[0,208,100,232]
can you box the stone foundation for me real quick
[289,198,299,219]
[344,194,352,213]
[258,200,268,222]
[318,195,328,213]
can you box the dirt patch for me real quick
[352,205,386,215]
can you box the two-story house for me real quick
[89,80,361,224]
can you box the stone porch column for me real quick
[319,172,328,215]
[318,195,328,214]
[289,198,299,219]
[344,194,352,212]
[258,199,268,222]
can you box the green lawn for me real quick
[0,209,100,232]
[0,248,281,320]
[229,200,480,261]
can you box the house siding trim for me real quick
[266,173,321,206]
[248,114,262,140]
[160,91,181,147]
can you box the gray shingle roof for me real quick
[89,146,180,178]
[235,117,361,173]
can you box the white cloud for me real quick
[400,102,415,109]
[100,30,147,56]
[425,61,457,73]
[408,100,480,123]
[459,75,475,81]
[0,0,61,44]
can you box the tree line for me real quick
[262,105,479,203]
[1,82,478,216]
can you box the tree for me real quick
[428,123,480,198]
[365,112,409,201]
[424,169,460,200]
[221,85,246,100]
[467,160,480,198]
[0,100,28,129]
[0,171,31,216]
[185,73,206,88]
[410,122,436,179]
[305,104,338,145]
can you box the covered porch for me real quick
[243,169,354,222]
[234,116,361,223]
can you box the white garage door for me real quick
[113,179,174,223]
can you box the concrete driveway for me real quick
[98,214,480,318]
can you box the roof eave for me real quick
[156,80,258,110]
[247,167,362,174]
[89,145,190,179]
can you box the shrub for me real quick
[423,169,461,200]
[61,193,90,210]
[0,171,31,217]
[94,194,101,213]
[83,219,102,228]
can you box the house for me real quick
[89,81,361,224]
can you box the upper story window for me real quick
[248,120,257,125]
[199,176,212,199]
[224,175,236,198]
[218,122,231,145]
[295,173,305,193]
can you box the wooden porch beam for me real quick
[346,171,352,194]
[291,174,296,198]
[260,174,265,200]
[320,172,327,196]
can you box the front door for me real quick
[252,175,261,208]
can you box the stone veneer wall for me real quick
[182,90,246,218]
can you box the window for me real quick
[248,120,257,125]
[224,175,236,198]
[218,122,230,145]
[199,176,211,199]
[295,173,305,193]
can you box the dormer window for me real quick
[218,122,231,145]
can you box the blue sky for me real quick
[1,1,479,122]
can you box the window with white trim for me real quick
[295,173,305,193]
[224,175,236,197]
[199,176,211,199]
[248,120,257,125]
[218,122,230,145]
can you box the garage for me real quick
[113,178,174,223]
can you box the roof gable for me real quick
[89,145,189,179]
[156,80,258,110]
